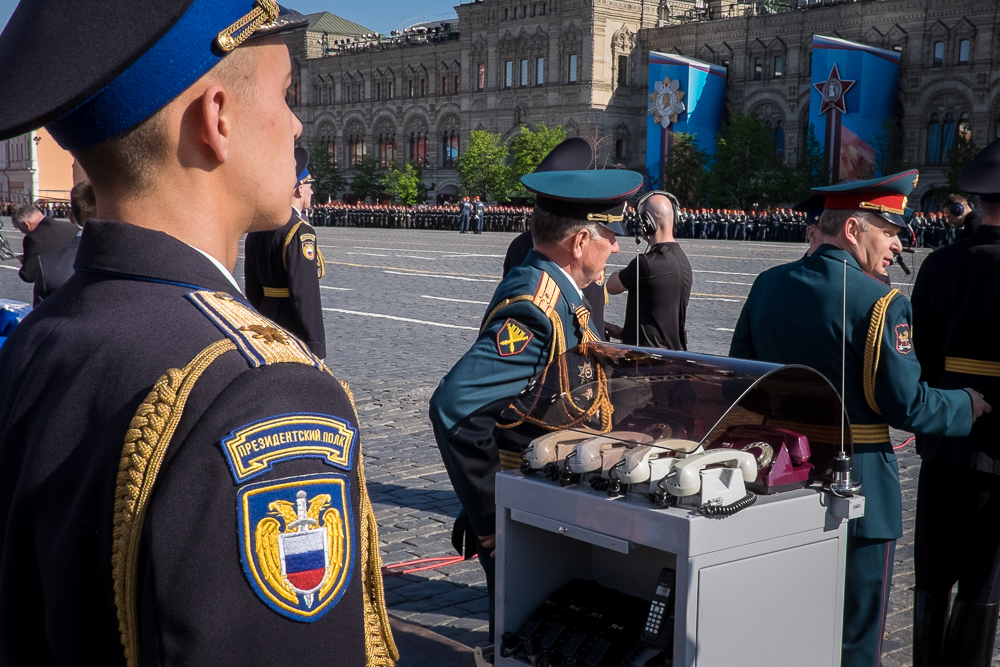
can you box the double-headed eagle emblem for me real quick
[255,489,344,609]
[648,76,686,129]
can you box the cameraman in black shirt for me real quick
[607,192,692,350]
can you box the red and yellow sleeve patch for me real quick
[497,318,534,356]
[895,324,912,354]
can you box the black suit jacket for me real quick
[18,217,79,283]
[33,234,80,306]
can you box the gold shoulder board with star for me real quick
[187,291,325,370]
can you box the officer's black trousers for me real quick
[915,459,1000,604]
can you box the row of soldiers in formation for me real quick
[0,200,71,220]
[301,201,965,249]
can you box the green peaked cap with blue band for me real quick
[521,169,643,236]
[0,0,306,151]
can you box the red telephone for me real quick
[707,424,813,494]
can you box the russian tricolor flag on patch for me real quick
[282,529,327,594]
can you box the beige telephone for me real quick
[659,449,758,498]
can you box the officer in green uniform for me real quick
[429,168,642,634]
[729,170,988,667]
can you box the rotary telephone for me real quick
[705,424,814,494]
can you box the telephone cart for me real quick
[493,343,864,667]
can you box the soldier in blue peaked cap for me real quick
[730,170,989,667]
[429,164,642,634]
[0,1,396,665]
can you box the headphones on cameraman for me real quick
[635,190,681,240]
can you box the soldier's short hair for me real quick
[11,203,40,226]
[531,207,601,247]
[817,209,882,236]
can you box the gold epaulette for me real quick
[863,289,900,415]
[187,290,326,372]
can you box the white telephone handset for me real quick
[661,449,758,497]
[523,428,601,472]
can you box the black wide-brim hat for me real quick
[0,0,306,151]
[958,138,1000,202]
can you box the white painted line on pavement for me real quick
[322,307,477,330]
[321,286,353,291]
[348,246,505,258]
[422,295,490,305]
[0,265,17,271]
[714,327,736,332]
[346,252,391,257]
[693,270,758,277]
[384,270,496,283]
[705,280,753,286]
[397,255,437,260]
[690,297,741,302]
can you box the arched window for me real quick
[753,57,762,80]
[926,113,942,163]
[409,132,428,166]
[932,41,944,67]
[940,112,957,159]
[775,120,785,155]
[442,131,459,168]
[958,111,972,141]
[378,133,396,167]
[348,134,365,166]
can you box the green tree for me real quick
[704,111,789,210]
[870,117,905,179]
[508,124,567,199]
[945,131,978,196]
[456,130,512,203]
[307,142,347,203]
[382,162,433,205]
[660,132,708,208]
[788,123,827,202]
[348,156,382,203]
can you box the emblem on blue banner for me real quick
[221,413,357,483]
[238,474,354,622]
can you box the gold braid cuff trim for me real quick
[262,287,291,298]
[282,220,307,272]
[863,289,900,415]
[944,357,1000,377]
[112,339,237,667]
[499,449,523,470]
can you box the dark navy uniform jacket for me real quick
[244,210,327,358]
[730,245,972,539]
[0,221,394,666]
[429,249,601,536]
[912,224,1000,472]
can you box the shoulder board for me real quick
[282,220,307,270]
[186,290,325,371]
[532,272,561,317]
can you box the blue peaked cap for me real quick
[0,0,306,151]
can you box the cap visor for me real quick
[601,221,626,235]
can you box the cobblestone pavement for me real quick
[0,222,991,664]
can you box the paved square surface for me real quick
[0,223,992,664]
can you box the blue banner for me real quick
[646,51,727,190]
[809,35,901,182]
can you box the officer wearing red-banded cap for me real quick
[0,1,395,665]
[911,138,1000,667]
[245,146,328,358]
[730,169,988,667]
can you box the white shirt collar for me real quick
[188,244,243,294]
[552,262,584,300]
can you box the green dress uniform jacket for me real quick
[429,249,601,537]
[729,244,972,539]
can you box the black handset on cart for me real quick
[642,568,676,651]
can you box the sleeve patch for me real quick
[496,318,534,356]
[238,473,354,622]
[221,413,357,483]
[895,324,912,354]
[302,240,316,261]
